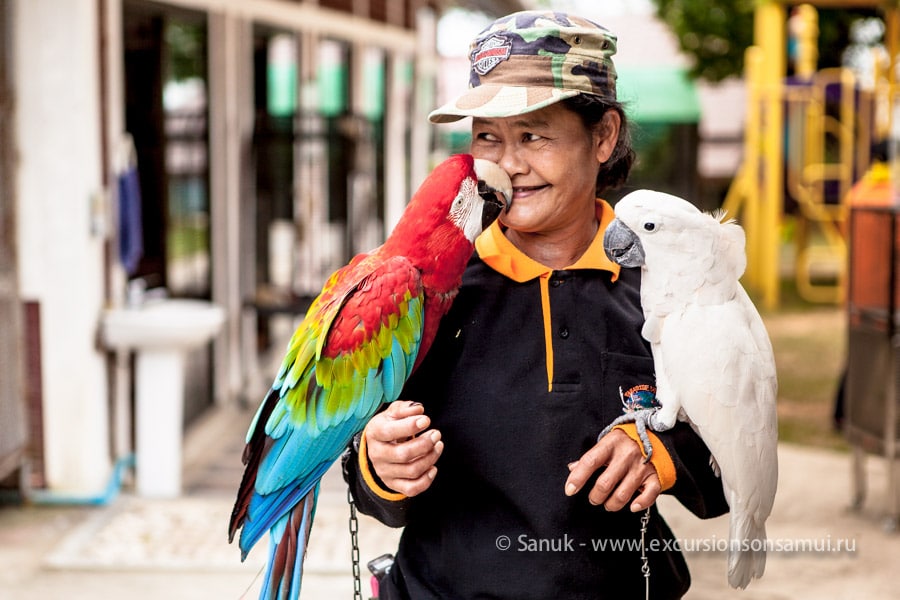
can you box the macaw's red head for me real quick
[384,154,511,293]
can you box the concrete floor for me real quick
[1,403,899,600]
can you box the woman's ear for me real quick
[594,110,621,164]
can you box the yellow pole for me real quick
[886,7,899,142]
[792,4,819,79]
[795,4,820,200]
[887,7,899,193]
[742,46,764,292]
[754,1,786,308]
[887,7,899,90]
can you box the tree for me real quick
[651,0,881,82]
[652,0,755,82]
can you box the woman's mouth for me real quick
[512,184,549,201]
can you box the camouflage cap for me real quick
[429,11,618,124]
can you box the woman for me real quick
[343,11,728,599]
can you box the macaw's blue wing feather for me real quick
[382,335,410,404]
[228,254,425,600]
[239,460,330,559]
[260,485,319,600]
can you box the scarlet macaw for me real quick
[229,154,511,600]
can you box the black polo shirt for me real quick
[345,204,728,599]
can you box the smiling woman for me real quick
[469,104,615,267]
[344,11,729,600]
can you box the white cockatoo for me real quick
[599,189,778,589]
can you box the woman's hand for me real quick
[363,401,444,497]
[564,428,661,512]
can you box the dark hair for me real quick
[561,94,635,196]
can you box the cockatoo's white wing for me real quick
[606,189,778,589]
[652,281,777,591]
[660,287,778,508]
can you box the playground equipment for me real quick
[722,1,899,307]
[725,2,900,531]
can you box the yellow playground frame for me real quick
[722,1,899,307]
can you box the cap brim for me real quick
[428,84,582,124]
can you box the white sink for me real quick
[102,298,225,351]
[101,298,225,498]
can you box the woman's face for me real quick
[470,102,619,235]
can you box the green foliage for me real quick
[165,21,206,81]
[652,0,756,82]
[651,1,882,83]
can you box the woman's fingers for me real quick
[565,428,661,512]
[363,401,443,497]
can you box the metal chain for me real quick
[348,487,363,600]
[640,507,651,600]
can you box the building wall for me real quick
[14,0,111,493]
[7,0,439,496]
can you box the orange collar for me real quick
[475,199,621,282]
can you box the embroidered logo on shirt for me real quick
[619,384,659,413]
[472,36,512,75]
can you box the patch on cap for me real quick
[429,11,619,124]
[472,35,513,76]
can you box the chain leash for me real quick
[640,506,651,600]
[348,487,363,600]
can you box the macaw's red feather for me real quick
[383,154,476,297]
[323,256,421,358]
[417,287,458,372]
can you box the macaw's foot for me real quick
[596,408,658,463]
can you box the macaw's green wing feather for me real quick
[274,253,424,431]
[230,253,425,554]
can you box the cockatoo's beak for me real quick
[474,158,512,231]
[603,218,645,268]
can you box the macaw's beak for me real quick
[473,158,512,231]
[603,218,645,268]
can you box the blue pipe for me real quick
[18,454,135,506]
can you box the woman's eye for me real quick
[475,132,499,142]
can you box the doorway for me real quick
[122,0,213,425]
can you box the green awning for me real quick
[616,66,701,124]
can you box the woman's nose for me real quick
[497,143,527,178]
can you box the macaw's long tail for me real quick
[727,510,766,589]
[260,486,319,600]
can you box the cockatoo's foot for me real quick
[597,408,658,463]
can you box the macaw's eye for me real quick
[643,222,657,232]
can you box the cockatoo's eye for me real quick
[643,221,657,232]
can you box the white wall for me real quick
[14,0,111,493]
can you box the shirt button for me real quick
[550,278,562,287]
[559,327,569,339]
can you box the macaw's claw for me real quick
[596,408,658,463]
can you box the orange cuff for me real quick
[358,431,408,502]
[613,423,677,491]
